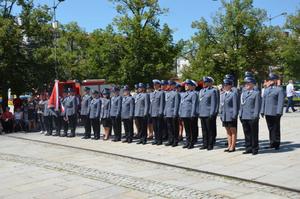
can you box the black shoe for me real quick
[152,141,158,145]
[165,142,172,146]
[67,134,75,138]
[172,143,178,147]
[142,141,147,145]
[52,133,59,136]
[243,151,251,154]
[60,133,67,137]
[81,136,90,139]
[182,144,189,149]
[224,149,230,152]
[188,144,194,149]
[200,146,207,150]
[228,148,235,153]
[207,146,213,151]
[45,133,51,136]
[252,151,258,155]
[156,142,162,145]
[127,139,132,143]
[137,140,143,144]
[122,140,128,143]
[92,137,100,140]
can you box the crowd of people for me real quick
[1,72,298,155]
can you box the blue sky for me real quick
[32,0,299,41]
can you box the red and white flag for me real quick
[48,80,64,113]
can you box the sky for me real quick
[31,0,299,41]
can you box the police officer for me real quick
[135,83,150,145]
[261,74,285,150]
[44,95,56,136]
[220,78,238,152]
[161,80,169,141]
[81,87,92,139]
[179,79,198,149]
[110,87,122,142]
[164,80,180,147]
[59,90,68,137]
[240,76,261,155]
[100,88,111,140]
[64,88,77,138]
[198,77,218,150]
[190,80,199,146]
[150,79,165,145]
[121,85,134,143]
[89,90,101,140]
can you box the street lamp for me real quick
[269,12,287,26]
[52,0,65,80]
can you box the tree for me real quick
[281,9,300,80]
[110,0,181,86]
[183,0,276,84]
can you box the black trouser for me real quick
[200,117,214,148]
[265,115,281,148]
[152,116,163,143]
[1,120,13,133]
[162,118,168,140]
[191,117,199,144]
[54,115,63,135]
[91,117,100,139]
[211,115,217,143]
[166,117,179,144]
[182,118,193,145]
[44,115,53,134]
[136,117,147,142]
[122,118,133,140]
[38,113,45,132]
[64,114,77,136]
[111,116,122,140]
[241,119,259,152]
[82,115,91,137]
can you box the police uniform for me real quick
[121,86,135,143]
[110,87,122,142]
[64,89,77,137]
[164,81,180,147]
[150,80,165,145]
[261,74,285,150]
[198,79,218,150]
[220,88,238,127]
[81,87,92,139]
[44,100,56,136]
[135,83,150,144]
[240,77,261,155]
[88,91,101,140]
[179,80,198,149]
[100,93,111,128]
[53,96,64,136]
[160,80,169,141]
[60,96,68,137]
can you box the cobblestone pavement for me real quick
[0,132,300,198]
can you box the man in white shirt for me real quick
[286,80,297,113]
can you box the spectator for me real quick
[13,95,22,112]
[14,108,24,132]
[1,107,14,133]
[37,94,46,133]
[27,97,37,131]
[286,80,297,113]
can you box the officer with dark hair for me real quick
[81,87,92,139]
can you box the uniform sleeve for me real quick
[144,94,150,117]
[191,92,198,117]
[174,92,180,117]
[96,100,101,118]
[130,97,134,117]
[260,90,265,115]
[232,92,238,119]
[159,92,165,116]
[254,91,261,119]
[277,87,285,115]
[117,97,122,117]
[72,97,77,114]
[210,90,217,116]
